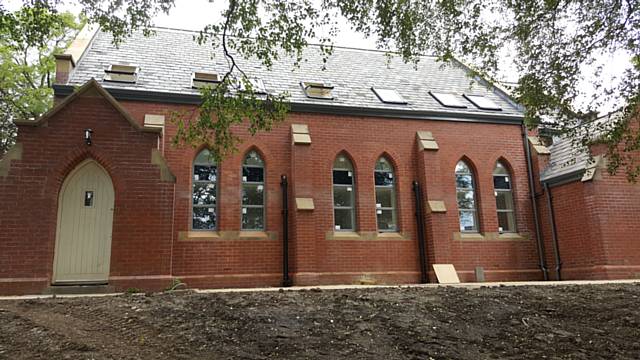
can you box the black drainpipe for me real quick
[280,175,292,287]
[544,182,562,281]
[522,124,549,281]
[412,181,429,283]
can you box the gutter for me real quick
[540,169,585,188]
[543,182,562,280]
[53,84,525,125]
[522,124,549,280]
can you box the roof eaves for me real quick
[54,84,524,124]
[540,168,585,187]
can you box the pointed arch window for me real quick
[192,149,217,230]
[374,157,398,231]
[494,161,516,233]
[333,155,356,231]
[455,160,479,232]
[242,150,265,230]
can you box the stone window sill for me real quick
[453,232,529,242]
[179,230,276,241]
[326,231,411,241]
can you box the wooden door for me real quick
[53,160,114,284]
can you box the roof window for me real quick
[239,77,267,94]
[463,94,502,111]
[301,81,334,100]
[429,92,467,108]
[104,64,138,83]
[192,72,221,89]
[372,87,407,104]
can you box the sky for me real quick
[5,0,633,113]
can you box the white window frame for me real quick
[332,156,356,231]
[455,161,479,233]
[493,162,517,233]
[374,157,398,232]
[191,150,218,231]
[241,151,266,231]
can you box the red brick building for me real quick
[1,27,638,295]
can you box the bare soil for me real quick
[1,283,639,359]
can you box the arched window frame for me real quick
[332,154,356,231]
[455,160,479,232]
[192,149,218,230]
[493,161,517,233]
[374,156,398,232]
[241,150,265,231]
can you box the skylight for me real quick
[301,81,334,100]
[192,72,221,89]
[239,77,267,94]
[104,64,138,83]
[464,94,502,111]
[429,92,467,108]
[372,87,407,104]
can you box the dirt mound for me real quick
[1,284,639,359]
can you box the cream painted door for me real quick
[53,160,114,284]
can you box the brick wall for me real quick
[536,146,640,280]
[0,90,546,294]
[0,93,175,294]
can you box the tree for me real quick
[0,2,83,154]
[4,0,639,180]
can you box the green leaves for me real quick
[4,0,639,181]
[171,76,289,164]
[0,3,83,154]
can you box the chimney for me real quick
[54,24,99,85]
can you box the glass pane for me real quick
[498,211,516,232]
[193,207,216,230]
[495,191,514,210]
[243,167,264,182]
[333,186,353,207]
[372,88,406,104]
[465,95,502,111]
[244,151,264,166]
[430,92,467,108]
[377,209,397,231]
[242,184,264,206]
[374,171,394,186]
[456,190,475,209]
[333,156,353,170]
[375,187,394,208]
[194,165,216,182]
[193,183,216,205]
[333,170,353,185]
[195,149,214,164]
[459,211,477,232]
[375,157,393,171]
[493,175,511,190]
[494,162,509,175]
[334,208,354,230]
[456,174,473,189]
[455,161,470,174]
[242,207,264,230]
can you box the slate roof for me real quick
[539,136,590,182]
[540,112,620,182]
[67,27,523,120]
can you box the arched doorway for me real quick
[53,159,114,284]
